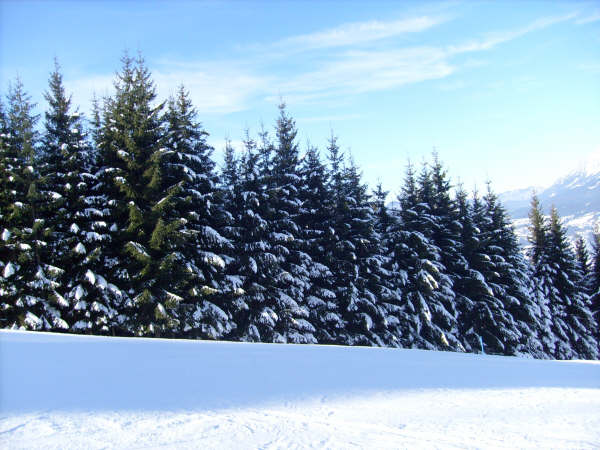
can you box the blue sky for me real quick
[1,0,599,196]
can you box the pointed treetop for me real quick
[6,77,39,159]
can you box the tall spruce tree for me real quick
[297,144,338,344]
[590,224,600,346]
[337,158,388,346]
[225,134,270,341]
[428,155,464,349]
[386,161,459,350]
[371,182,405,347]
[0,79,65,330]
[482,185,544,357]
[574,235,592,295]
[262,104,316,343]
[459,187,524,355]
[546,207,597,358]
[162,86,234,339]
[97,53,185,336]
[527,194,558,356]
[42,61,119,334]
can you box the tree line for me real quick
[1,55,599,359]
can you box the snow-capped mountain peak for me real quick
[500,150,600,248]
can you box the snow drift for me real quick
[1,330,599,448]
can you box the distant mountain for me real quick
[500,154,600,248]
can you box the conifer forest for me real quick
[1,55,599,360]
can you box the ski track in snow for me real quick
[1,330,599,449]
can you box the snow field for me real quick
[1,330,599,449]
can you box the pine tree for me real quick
[41,61,118,334]
[393,161,461,350]
[162,86,234,339]
[0,78,65,330]
[312,133,347,343]
[371,182,405,347]
[546,207,597,359]
[574,235,592,295]
[590,224,600,346]
[388,161,443,349]
[528,194,546,267]
[459,187,526,355]
[226,129,284,342]
[427,154,463,349]
[527,194,558,356]
[454,186,496,353]
[261,104,316,343]
[297,143,338,344]
[97,53,184,336]
[483,186,544,357]
[336,157,388,346]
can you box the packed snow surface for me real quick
[1,330,599,449]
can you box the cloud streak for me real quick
[446,12,577,55]
[66,12,579,115]
[272,47,454,102]
[278,15,449,51]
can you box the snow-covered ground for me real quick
[1,330,599,449]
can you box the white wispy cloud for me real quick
[153,68,269,114]
[446,12,577,55]
[278,15,449,50]
[66,65,270,115]
[272,47,453,102]
[65,12,579,115]
[65,74,114,114]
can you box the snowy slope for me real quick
[1,330,599,449]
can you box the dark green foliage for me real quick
[574,235,592,296]
[0,78,65,330]
[387,161,460,350]
[297,144,338,344]
[527,197,597,359]
[162,86,234,339]
[223,133,274,342]
[41,61,118,334]
[371,183,405,347]
[546,207,597,359]
[590,225,600,345]
[97,53,181,336]
[456,185,542,357]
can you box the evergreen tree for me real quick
[0,78,65,330]
[546,207,597,359]
[574,235,592,295]
[42,61,119,334]
[371,182,405,347]
[527,194,559,356]
[454,187,497,353]
[310,133,347,343]
[590,224,600,345]
[162,86,234,339]
[575,236,590,277]
[386,161,459,350]
[427,155,463,348]
[260,104,316,343]
[226,129,285,342]
[336,158,388,346]
[458,187,525,355]
[97,53,182,336]
[297,143,338,344]
[480,185,542,356]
